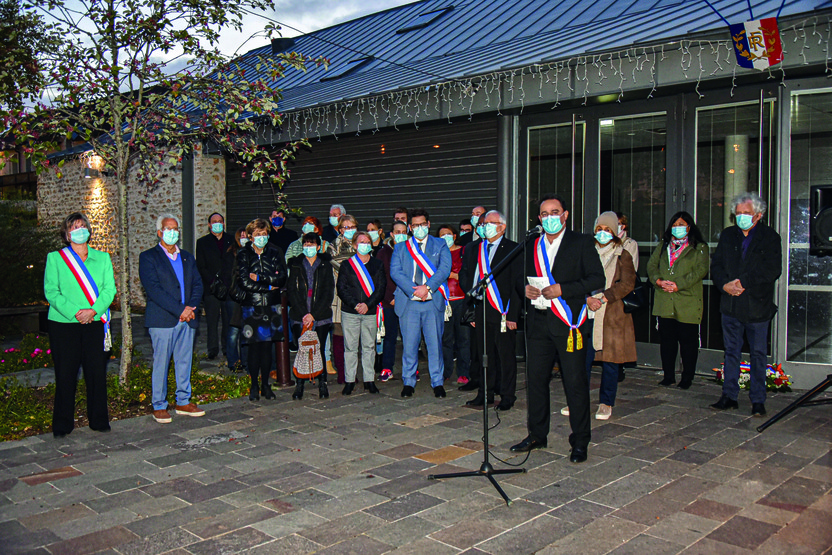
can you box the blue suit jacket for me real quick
[139,245,203,329]
[390,235,452,318]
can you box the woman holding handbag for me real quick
[647,211,709,389]
[237,218,288,401]
[337,231,386,395]
[579,211,636,421]
[287,233,335,400]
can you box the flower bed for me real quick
[0,334,52,375]
[713,362,792,392]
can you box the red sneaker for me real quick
[457,376,469,385]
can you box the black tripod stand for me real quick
[428,232,535,505]
[756,374,832,433]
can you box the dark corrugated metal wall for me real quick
[226,119,498,231]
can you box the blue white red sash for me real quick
[478,241,510,331]
[348,255,384,339]
[533,237,587,352]
[405,237,452,320]
[58,247,112,350]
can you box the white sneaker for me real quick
[560,406,570,416]
[595,404,612,420]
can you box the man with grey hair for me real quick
[459,209,522,410]
[710,193,782,416]
[322,204,346,243]
[139,214,206,423]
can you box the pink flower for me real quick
[22,359,27,363]
[47,349,51,354]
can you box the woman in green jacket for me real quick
[43,213,116,438]
[646,211,709,389]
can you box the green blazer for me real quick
[646,241,710,324]
[44,247,117,324]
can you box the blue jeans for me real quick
[226,324,248,370]
[442,298,471,379]
[149,322,196,410]
[721,314,769,404]
[584,320,619,406]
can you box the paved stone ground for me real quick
[1,317,832,554]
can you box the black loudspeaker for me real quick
[810,185,832,257]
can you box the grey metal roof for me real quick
[237,0,830,112]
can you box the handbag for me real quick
[293,322,324,380]
[622,274,647,314]
[228,268,246,304]
[209,271,228,300]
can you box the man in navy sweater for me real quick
[139,214,206,424]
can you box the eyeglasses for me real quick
[342,225,357,230]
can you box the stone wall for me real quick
[37,148,226,308]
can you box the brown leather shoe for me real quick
[174,403,205,417]
[153,409,172,423]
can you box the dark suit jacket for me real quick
[522,230,605,337]
[459,236,522,324]
[711,222,782,323]
[195,232,233,292]
[139,245,203,329]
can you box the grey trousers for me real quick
[341,311,378,383]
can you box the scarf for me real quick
[668,236,689,268]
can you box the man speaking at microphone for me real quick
[511,194,604,463]
[459,210,522,411]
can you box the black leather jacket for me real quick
[287,253,335,322]
[236,243,288,307]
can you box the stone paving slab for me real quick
[1,316,832,553]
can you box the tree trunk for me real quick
[117,171,133,384]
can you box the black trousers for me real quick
[247,341,273,384]
[203,293,229,357]
[49,320,110,434]
[659,317,700,384]
[474,318,516,403]
[526,323,591,449]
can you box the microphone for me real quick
[526,225,543,236]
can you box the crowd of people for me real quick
[43,193,781,466]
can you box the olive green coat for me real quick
[646,242,710,324]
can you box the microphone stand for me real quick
[428,228,541,506]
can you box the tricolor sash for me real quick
[478,241,510,332]
[348,255,385,342]
[405,238,452,321]
[533,237,587,352]
[58,247,112,351]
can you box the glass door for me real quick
[527,122,585,230]
[695,100,775,353]
[599,113,668,345]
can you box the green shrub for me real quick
[0,333,52,375]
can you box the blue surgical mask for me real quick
[541,215,563,235]
[329,216,340,227]
[302,222,315,234]
[471,214,480,227]
[343,229,356,240]
[253,236,268,249]
[671,226,688,239]
[483,223,499,240]
[442,234,455,248]
[595,230,613,245]
[736,214,754,230]
[162,229,179,245]
[476,225,486,238]
[368,230,380,242]
[412,226,429,240]
[271,216,284,228]
[393,233,407,244]
[240,238,249,247]
[303,245,317,258]
[211,222,224,234]
[70,227,90,244]
[356,243,373,255]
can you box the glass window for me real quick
[599,113,667,344]
[787,91,832,363]
[695,102,775,353]
[527,123,584,230]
